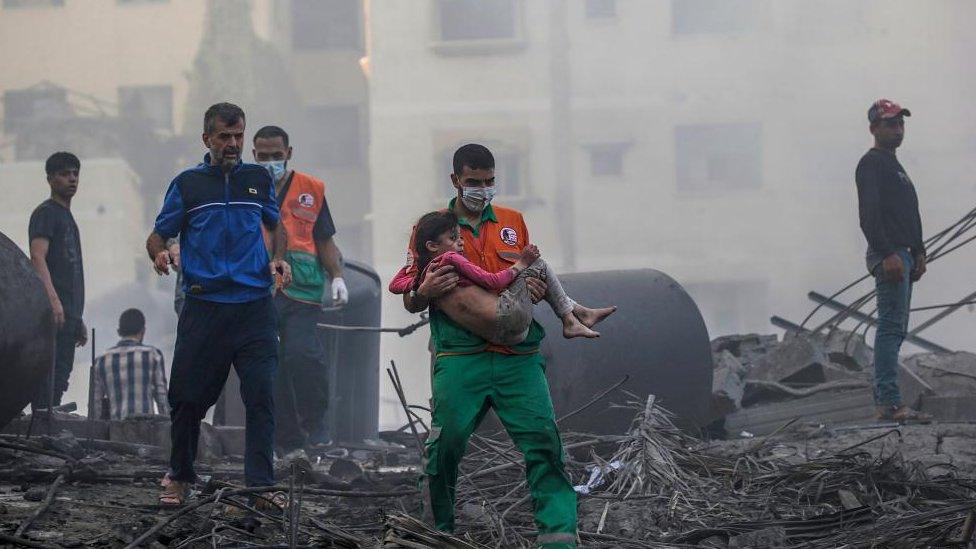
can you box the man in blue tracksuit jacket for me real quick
[146,102,292,507]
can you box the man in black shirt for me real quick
[855,98,928,421]
[28,152,87,408]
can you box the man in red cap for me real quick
[855,98,930,421]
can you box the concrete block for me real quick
[823,330,873,372]
[108,416,170,451]
[748,335,830,386]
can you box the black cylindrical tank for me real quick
[537,269,713,433]
[320,260,382,443]
[0,231,54,428]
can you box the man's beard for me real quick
[215,148,239,171]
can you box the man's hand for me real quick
[167,242,181,270]
[76,321,88,347]
[49,294,65,329]
[154,250,173,275]
[910,255,927,282]
[881,253,905,283]
[271,259,292,288]
[417,264,458,300]
[330,277,349,306]
[525,277,547,304]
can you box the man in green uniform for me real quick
[400,144,577,548]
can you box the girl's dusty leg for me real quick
[527,259,600,339]
[573,303,617,329]
[529,259,616,330]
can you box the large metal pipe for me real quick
[0,230,54,428]
[537,269,713,433]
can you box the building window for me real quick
[118,86,173,132]
[437,0,517,41]
[675,123,761,192]
[2,0,63,7]
[672,0,757,35]
[302,105,363,168]
[440,141,526,200]
[585,0,616,19]
[2,87,70,133]
[292,0,362,51]
[585,142,629,177]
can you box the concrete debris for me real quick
[709,329,951,431]
[710,351,747,420]
[905,351,976,396]
[747,334,831,388]
[823,329,874,371]
[711,333,779,369]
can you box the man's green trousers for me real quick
[423,351,578,549]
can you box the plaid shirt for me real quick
[92,339,169,419]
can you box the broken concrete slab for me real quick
[904,352,976,396]
[919,395,976,421]
[747,334,830,386]
[725,389,876,436]
[2,414,110,441]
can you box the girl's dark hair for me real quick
[413,210,459,289]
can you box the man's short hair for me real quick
[253,125,289,148]
[453,144,495,176]
[45,152,80,176]
[203,102,246,134]
[118,308,146,337]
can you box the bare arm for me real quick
[402,264,459,313]
[315,236,343,280]
[29,237,64,328]
[268,222,292,287]
[146,231,175,275]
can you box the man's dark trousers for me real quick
[169,296,277,486]
[31,317,81,409]
[274,293,330,452]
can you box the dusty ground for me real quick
[3,420,976,548]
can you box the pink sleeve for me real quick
[388,266,415,295]
[442,252,516,291]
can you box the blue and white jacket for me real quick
[154,154,280,303]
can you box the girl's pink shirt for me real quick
[387,251,516,295]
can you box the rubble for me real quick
[2,392,976,547]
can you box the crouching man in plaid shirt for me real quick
[92,308,170,419]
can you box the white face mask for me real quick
[258,160,287,182]
[460,186,496,212]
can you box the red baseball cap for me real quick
[868,98,911,123]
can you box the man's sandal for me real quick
[876,405,933,423]
[159,477,191,507]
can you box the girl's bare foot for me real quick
[573,304,617,328]
[561,314,600,339]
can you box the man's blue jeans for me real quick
[873,250,914,407]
